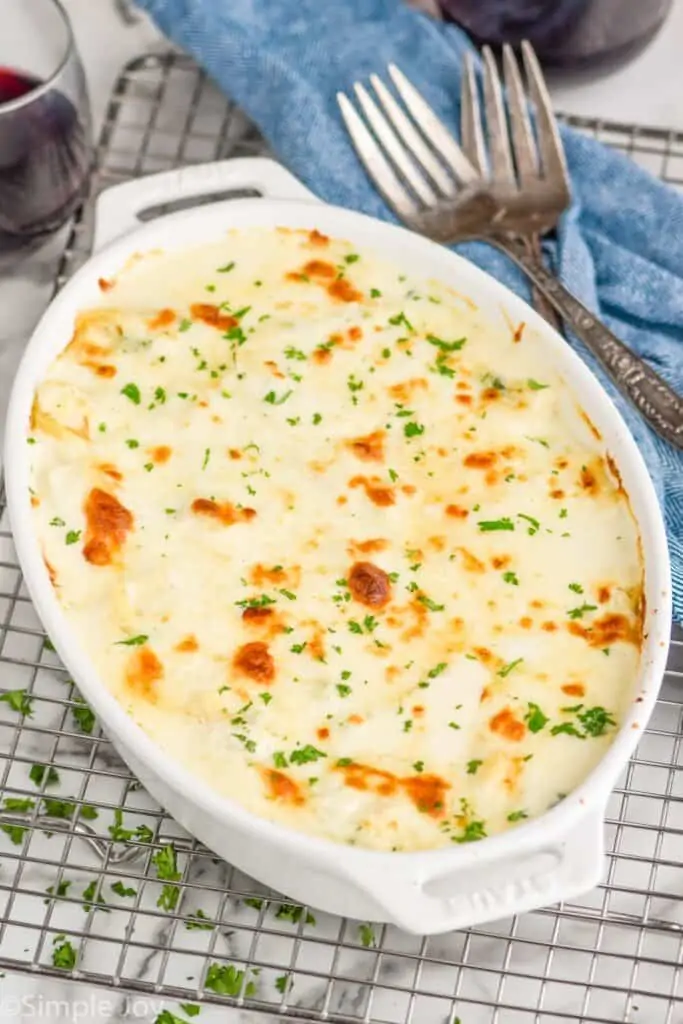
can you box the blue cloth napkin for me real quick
[137,0,683,620]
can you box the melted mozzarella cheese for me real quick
[29,227,643,851]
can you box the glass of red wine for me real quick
[0,0,92,246]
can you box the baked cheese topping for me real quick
[28,227,643,851]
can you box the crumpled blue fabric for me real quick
[136,0,683,619]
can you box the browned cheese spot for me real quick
[260,768,305,806]
[489,707,526,742]
[125,647,163,702]
[189,303,238,331]
[147,308,176,330]
[191,498,256,526]
[349,475,396,507]
[82,488,133,566]
[346,429,385,463]
[348,561,392,608]
[232,641,275,684]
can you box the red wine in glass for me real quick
[0,65,90,239]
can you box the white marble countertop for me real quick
[1,1,683,1021]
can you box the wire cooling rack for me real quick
[1,53,683,1024]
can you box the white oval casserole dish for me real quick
[4,158,672,935]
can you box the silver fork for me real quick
[462,46,562,331]
[338,49,683,451]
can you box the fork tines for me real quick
[337,42,570,221]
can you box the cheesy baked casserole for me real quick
[28,227,644,852]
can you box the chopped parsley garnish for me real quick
[524,702,549,733]
[111,881,137,898]
[82,880,109,913]
[497,658,524,678]
[507,810,528,822]
[236,594,276,609]
[426,334,466,352]
[347,374,364,403]
[478,518,514,532]
[388,311,414,332]
[153,386,166,405]
[186,909,214,931]
[568,582,584,594]
[453,820,487,843]
[344,253,360,264]
[336,684,352,698]
[370,288,382,298]
[312,412,322,424]
[217,261,235,273]
[527,379,549,390]
[284,346,307,361]
[1,822,27,844]
[205,963,249,997]
[404,421,425,438]
[153,843,181,882]
[466,760,483,775]
[157,884,180,912]
[567,603,598,620]
[517,513,540,535]
[336,757,353,767]
[5,797,35,812]
[413,761,424,773]
[559,508,568,518]
[259,692,273,705]
[45,879,71,901]
[0,689,34,717]
[30,763,59,786]
[430,355,456,378]
[578,705,617,737]
[179,318,192,332]
[428,662,448,678]
[52,938,77,970]
[275,902,316,926]
[289,745,327,765]
[275,973,292,994]
[115,634,149,646]
[359,923,376,947]
[225,324,247,345]
[42,798,76,819]
[49,516,65,527]
[551,704,617,738]
[550,721,584,738]
[120,383,141,405]
[65,530,81,545]
[417,594,445,612]
[202,447,211,470]
[290,642,307,654]
[502,571,519,585]
[388,468,399,482]
[125,439,139,449]
[273,752,288,768]
[264,389,292,405]
[279,588,297,601]
[70,695,95,735]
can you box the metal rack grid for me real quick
[1,52,682,1024]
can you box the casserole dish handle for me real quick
[362,805,605,934]
[94,158,321,250]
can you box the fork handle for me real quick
[498,237,683,450]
